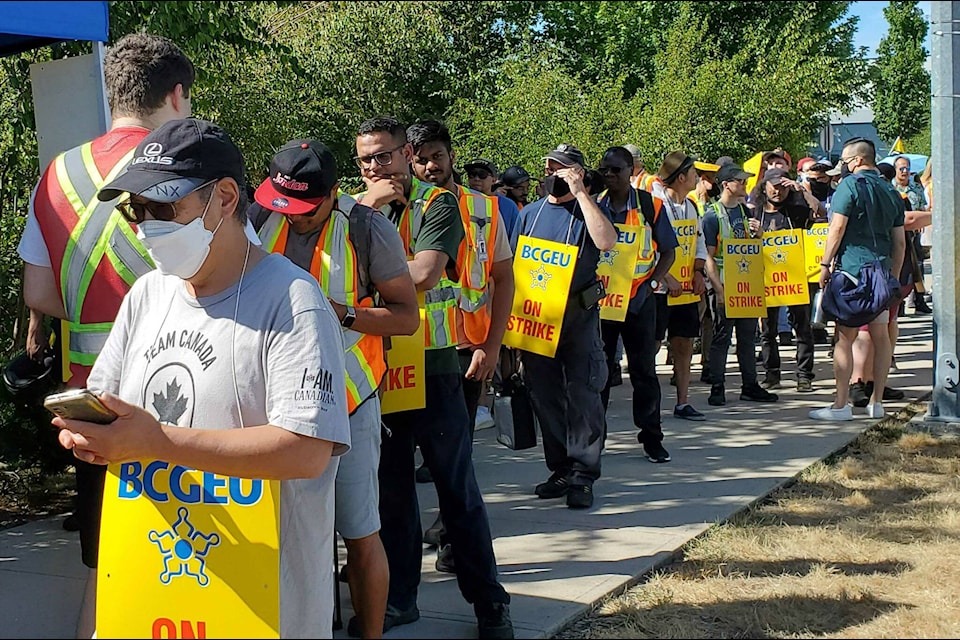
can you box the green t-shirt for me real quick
[386,186,463,376]
[829,169,905,275]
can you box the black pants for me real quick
[380,372,508,610]
[77,459,106,568]
[760,304,815,381]
[707,290,759,388]
[523,306,607,485]
[600,294,663,445]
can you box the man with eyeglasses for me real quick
[811,137,906,422]
[246,139,419,639]
[464,158,519,238]
[55,118,352,638]
[596,147,678,461]
[353,117,514,639]
[15,34,195,638]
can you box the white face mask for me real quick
[135,189,222,279]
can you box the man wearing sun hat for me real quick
[249,137,420,639]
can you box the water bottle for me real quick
[812,289,826,328]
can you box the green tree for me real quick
[872,1,930,142]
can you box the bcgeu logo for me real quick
[133,141,174,166]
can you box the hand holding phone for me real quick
[44,389,117,424]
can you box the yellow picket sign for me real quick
[667,219,700,306]
[503,235,578,357]
[804,223,829,283]
[597,223,640,322]
[98,463,280,639]
[722,238,766,318]
[762,229,810,307]
[381,295,426,415]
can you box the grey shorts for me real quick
[334,394,382,540]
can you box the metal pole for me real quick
[925,1,960,424]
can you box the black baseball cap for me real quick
[716,163,754,183]
[463,158,498,176]
[501,165,533,187]
[543,143,586,168]
[761,167,790,186]
[255,139,338,215]
[98,118,245,202]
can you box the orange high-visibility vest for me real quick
[455,185,499,345]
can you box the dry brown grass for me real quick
[557,403,960,639]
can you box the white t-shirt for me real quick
[651,184,708,294]
[87,252,350,639]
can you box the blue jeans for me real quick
[379,372,509,611]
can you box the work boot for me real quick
[534,471,571,499]
[708,384,726,406]
[475,602,514,639]
[423,514,443,547]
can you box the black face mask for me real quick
[543,174,571,198]
[707,183,722,199]
[809,181,832,200]
[840,163,852,180]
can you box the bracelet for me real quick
[820,263,831,268]
[694,267,706,275]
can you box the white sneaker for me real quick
[867,402,885,419]
[475,405,495,430]
[809,404,854,421]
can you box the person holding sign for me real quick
[702,163,780,407]
[406,120,514,579]
[354,117,513,638]
[54,119,352,638]
[510,144,617,509]
[596,147,678,462]
[248,139,419,639]
[751,168,822,393]
[651,152,709,422]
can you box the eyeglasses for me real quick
[353,144,404,169]
[116,179,217,224]
[598,166,625,176]
[840,156,857,165]
[897,166,910,172]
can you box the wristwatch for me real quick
[694,267,706,275]
[648,278,660,290]
[341,305,357,328]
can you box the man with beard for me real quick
[750,168,822,392]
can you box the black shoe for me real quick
[708,384,726,406]
[423,514,443,547]
[566,484,594,509]
[346,615,362,638]
[700,370,712,384]
[609,364,623,387]
[436,543,455,573]
[674,404,706,421]
[339,562,350,583]
[669,373,677,386]
[62,513,80,532]
[850,380,869,408]
[643,441,671,463]
[535,471,571,499]
[382,603,420,634]
[741,383,779,402]
[475,602,515,639]
[415,463,433,484]
[883,386,905,401]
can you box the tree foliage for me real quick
[872,1,930,141]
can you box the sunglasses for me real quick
[353,144,404,169]
[598,166,625,176]
[116,179,217,224]
[467,170,492,180]
[897,166,910,172]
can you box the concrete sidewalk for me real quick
[0,315,933,639]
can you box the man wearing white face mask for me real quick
[53,118,352,638]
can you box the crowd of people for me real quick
[17,33,934,640]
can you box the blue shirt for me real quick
[495,193,519,238]
[830,169,905,274]
[511,197,612,294]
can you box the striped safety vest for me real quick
[258,194,387,415]
[710,201,746,277]
[455,185,499,345]
[34,134,155,385]
[598,188,662,298]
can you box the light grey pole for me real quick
[926,1,960,424]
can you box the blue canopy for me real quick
[0,1,108,56]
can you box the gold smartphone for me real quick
[43,389,117,424]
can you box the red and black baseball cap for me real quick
[254,139,338,215]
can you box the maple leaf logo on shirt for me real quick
[153,378,188,424]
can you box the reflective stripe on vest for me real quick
[710,201,738,277]
[598,189,657,297]
[55,143,153,367]
[456,186,498,345]
[259,206,386,415]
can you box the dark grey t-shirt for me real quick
[248,199,410,290]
